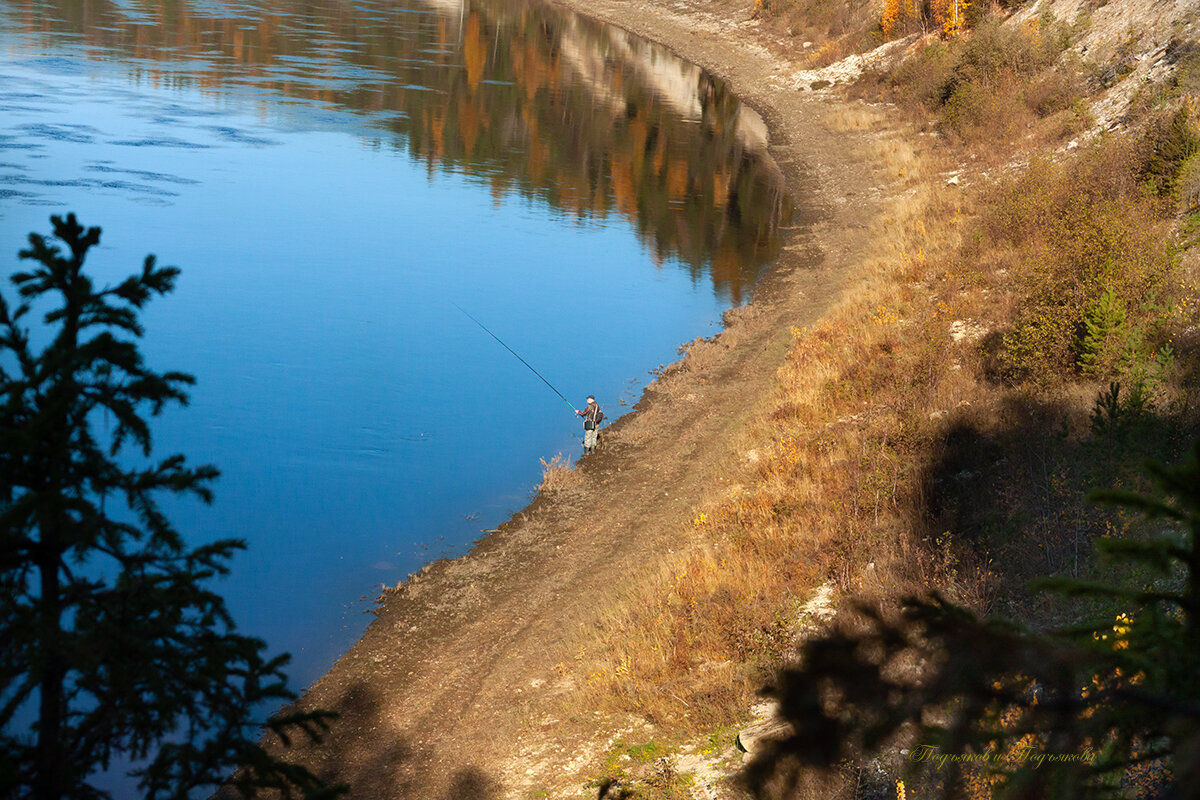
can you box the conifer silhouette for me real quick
[0,214,344,799]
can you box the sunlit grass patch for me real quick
[537,453,578,493]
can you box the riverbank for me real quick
[277,0,933,795]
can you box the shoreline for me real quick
[285,0,911,795]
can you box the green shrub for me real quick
[1075,287,1129,374]
[982,143,1180,382]
[1076,288,1175,412]
[1175,154,1200,211]
[1140,106,1200,195]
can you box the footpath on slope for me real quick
[284,0,913,796]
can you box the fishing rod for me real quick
[453,303,578,414]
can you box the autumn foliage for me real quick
[881,0,970,40]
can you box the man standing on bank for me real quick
[576,395,605,454]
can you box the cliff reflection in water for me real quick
[5,0,792,301]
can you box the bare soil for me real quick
[284,0,912,796]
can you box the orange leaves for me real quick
[931,0,970,37]
[882,0,969,40]
[881,0,903,40]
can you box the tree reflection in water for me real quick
[5,0,793,303]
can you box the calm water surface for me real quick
[0,0,792,686]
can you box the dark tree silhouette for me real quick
[0,214,343,799]
[745,441,1200,799]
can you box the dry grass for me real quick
[556,118,981,743]
[821,102,882,133]
[537,453,579,493]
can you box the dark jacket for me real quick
[578,403,604,428]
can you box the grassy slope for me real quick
[558,0,1200,796]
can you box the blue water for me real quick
[0,0,790,691]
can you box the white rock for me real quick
[737,704,792,757]
[949,319,987,343]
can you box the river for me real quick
[0,0,791,691]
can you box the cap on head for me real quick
[586,396,596,403]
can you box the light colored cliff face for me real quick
[759,0,1198,130]
[1014,0,1200,129]
[1024,0,1195,59]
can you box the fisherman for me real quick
[576,396,605,454]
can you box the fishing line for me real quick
[453,303,577,413]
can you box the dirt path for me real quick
[286,1,906,796]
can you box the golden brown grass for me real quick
[537,453,579,493]
[821,101,884,133]
[555,114,986,743]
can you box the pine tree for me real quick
[0,214,343,799]
[1076,286,1128,375]
[1143,106,1200,195]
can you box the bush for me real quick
[1176,153,1200,211]
[1169,38,1200,94]
[1024,68,1084,116]
[886,17,1078,145]
[981,143,1180,383]
[891,40,959,107]
[953,20,1061,83]
[1139,106,1200,196]
[942,74,1029,141]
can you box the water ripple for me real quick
[16,122,100,143]
[203,125,280,146]
[109,136,213,149]
[83,162,200,185]
[0,134,42,151]
[0,173,180,197]
[11,56,90,75]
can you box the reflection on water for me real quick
[1,0,791,301]
[0,0,793,693]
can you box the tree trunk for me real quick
[34,538,64,800]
